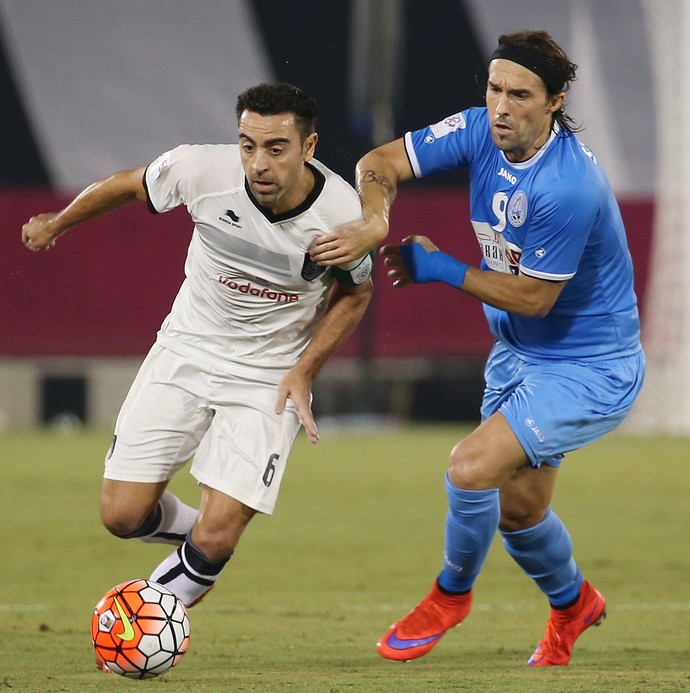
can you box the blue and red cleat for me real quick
[377,580,472,661]
[527,580,607,667]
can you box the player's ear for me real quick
[547,92,565,115]
[303,132,318,161]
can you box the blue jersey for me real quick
[405,107,641,361]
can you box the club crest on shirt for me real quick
[508,190,528,227]
[301,253,327,281]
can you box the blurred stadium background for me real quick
[0,0,687,433]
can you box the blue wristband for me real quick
[400,242,468,289]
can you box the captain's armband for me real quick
[331,250,375,286]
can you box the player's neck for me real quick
[506,126,553,164]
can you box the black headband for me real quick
[490,43,565,93]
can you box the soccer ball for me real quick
[91,579,190,679]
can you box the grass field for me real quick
[1,424,688,692]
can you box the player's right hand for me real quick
[309,217,387,267]
[275,368,320,444]
[21,212,61,251]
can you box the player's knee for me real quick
[101,514,141,538]
[447,440,494,490]
[100,504,151,539]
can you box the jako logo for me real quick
[524,417,546,442]
[218,276,299,303]
[497,167,517,185]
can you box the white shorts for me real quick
[104,344,301,514]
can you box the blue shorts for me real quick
[481,342,646,467]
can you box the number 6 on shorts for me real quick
[262,453,279,487]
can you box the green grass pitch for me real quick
[1,425,689,692]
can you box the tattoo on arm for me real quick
[359,169,397,202]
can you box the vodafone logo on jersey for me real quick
[218,276,299,303]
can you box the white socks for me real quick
[139,491,198,546]
[150,535,233,607]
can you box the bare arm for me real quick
[382,235,565,317]
[309,139,414,266]
[275,279,373,442]
[461,266,565,317]
[21,167,147,251]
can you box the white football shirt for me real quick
[143,144,367,382]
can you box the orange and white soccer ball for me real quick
[91,579,190,679]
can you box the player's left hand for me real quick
[276,369,319,444]
[381,235,439,287]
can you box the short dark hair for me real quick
[235,83,318,140]
[494,31,579,134]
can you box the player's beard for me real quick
[249,180,281,209]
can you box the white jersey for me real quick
[143,144,367,382]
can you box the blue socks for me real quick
[437,479,582,606]
[438,475,500,593]
[501,508,582,607]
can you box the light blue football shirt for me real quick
[405,107,641,360]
